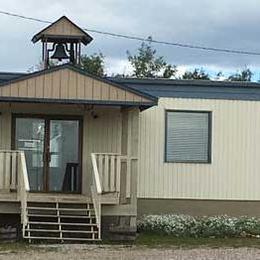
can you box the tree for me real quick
[182,68,210,80]
[127,37,177,78]
[29,53,105,76]
[228,68,253,82]
[81,53,105,77]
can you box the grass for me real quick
[0,241,59,253]
[1,234,260,251]
[134,233,260,249]
[0,242,30,253]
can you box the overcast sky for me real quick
[1,0,260,79]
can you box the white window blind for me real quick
[166,111,210,163]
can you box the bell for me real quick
[51,43,69,61]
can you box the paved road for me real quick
[1,244,260,260]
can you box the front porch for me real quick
[0,101,142,242]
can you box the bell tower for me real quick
[32,16,93,69]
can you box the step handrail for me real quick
[20,152,30,192]
[91,153,102,194]
[90,153,102,239]
[19,151,30,237]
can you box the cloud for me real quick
[0,0,260,74]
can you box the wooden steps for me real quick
[23,201,100,242]
[23,236,99,241]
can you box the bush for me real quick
[137,215,260,238]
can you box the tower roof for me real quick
[32,16,93,45]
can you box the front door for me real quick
[14,116,81,193]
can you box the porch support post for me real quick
[1,111,12,150]
[101,107,140,240]
[120,107,139,227]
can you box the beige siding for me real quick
[0,111,11,150]
[41,17,86,37]
[138,97,260,200]
[0,68,150,103]
[0,113,2,149]
[82,108,122,195]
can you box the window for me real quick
[165,110,211,163]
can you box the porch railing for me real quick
[91,153,121,193]
[90,153,122,240]
[0,150,30,235]
[18,151,30,237]
[0,150,20,192]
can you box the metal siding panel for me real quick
[100,82,109,100]
[138,97,260,200]
[76,74,85,99]
[0,113,2,149]
[83,77,93,99]
[60,69,69,99]
[52,71,61,98]
[43,73,53,98]
[83,108,122,194]
[27,78,36,98]
[35,75,44,98]
[93,80,102,100]
[10,83,19,97]
[68,70,77,99]
[0,112,11,150]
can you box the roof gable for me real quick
[32,16,93,45]
[0,65,156,106]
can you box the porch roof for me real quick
[0,64,157,108]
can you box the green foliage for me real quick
[127,37,177,78]
[135,233,260,248]
[228,68,253,82]
[182,68,210,80]
[81,53,105,77]
[138,215,260,238]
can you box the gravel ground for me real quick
[0,244,260,260]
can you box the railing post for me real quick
[18,151,30,237]
[0,152,4,190]
[116,156,121,193]
[110,155,115,192]
[0,150,22,192]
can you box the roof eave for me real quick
[0,96,156,107]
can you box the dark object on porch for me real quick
[62,163,79,192]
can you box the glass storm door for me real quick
[15,118,45,191]
[48,120,80,192]
[15,117,81,193]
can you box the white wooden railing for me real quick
[18,151,30,236]
[0,150,21,192]
[0,150,30,235]
[90,153,122,240]
[91,153,121,193]
[91,153,102,240]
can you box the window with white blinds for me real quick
[165,111,211,163]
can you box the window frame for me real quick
[164,109,212,164]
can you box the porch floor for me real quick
[0,191,119,204]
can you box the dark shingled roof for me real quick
[2,71,260,102]
[109,78,260,101]
[0,72,25,84]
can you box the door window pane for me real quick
[49,120,79,192]
[15,118,45,191]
